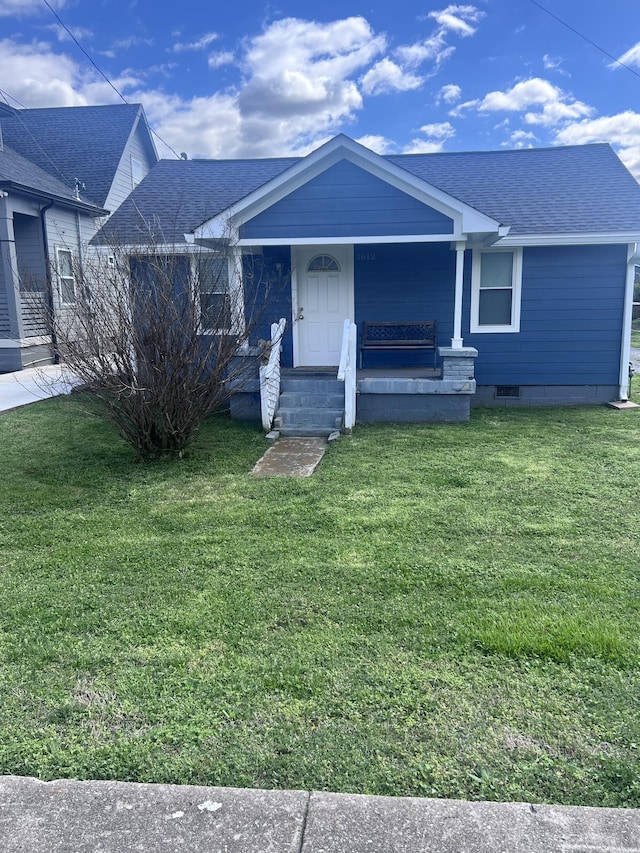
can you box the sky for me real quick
[1,0,640,179]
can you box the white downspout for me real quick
[618,243,636,401]
[451,240,466,348]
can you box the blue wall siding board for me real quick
[241,161,454,240]
[243,247,294,366]
[465,244,627,385]
[354,242,455,368]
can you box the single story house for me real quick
[0,103,157,371]
[95,134,640,431]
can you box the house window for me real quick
[471,248,522,333]
[56,248,76,304]
[197,255,231,332]
[131,157,143,188]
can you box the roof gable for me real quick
[194,135,501,242]
[0,104,157,208]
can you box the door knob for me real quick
[297,307,304,320]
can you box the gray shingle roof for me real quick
[93,142,640,245]
[0,104,150,207]
[0,144,104,212]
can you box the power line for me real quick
[40,0,181,158]
[528,0,640,81]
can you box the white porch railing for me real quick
[259,318,286,432]
[337,319,357,431]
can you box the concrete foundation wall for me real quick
[473,384,619,407]
[357,393,470,423]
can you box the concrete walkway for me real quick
[251,436,329,477]
[0,364,77,413]
[1,776,639,852]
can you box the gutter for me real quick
[0,180,107,217]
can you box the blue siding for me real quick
[465,244,627,385]
[243,247,294,366]
[240,161,454,239]
[355,243,455,367]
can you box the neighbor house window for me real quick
[470,247,522,333]
[197,255,231,332]
[131,157,143,188]
[56,248,76,304]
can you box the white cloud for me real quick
[418,121,456,139]
[542,53,569,76]
[0,0,66,16]
[171,32,218,53]
[611,41,640,69]
[361,58,422,95]
[437,83,461,104]
[397,4,483,72]
[403,121,455,153]
[207,51,235,69]
[505,129,537,148]
[427,4,484,37]
[355,134,394,154]
[475,77,593,127]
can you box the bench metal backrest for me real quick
[362,321,435,347]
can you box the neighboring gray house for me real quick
[0,103,157,371]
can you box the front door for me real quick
[295,245,353,367]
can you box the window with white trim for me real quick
[196,255,232,332]
[471,247,522,333]
[56,248,76,304]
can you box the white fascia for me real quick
[193,134,502,241]
[497,231,640,247]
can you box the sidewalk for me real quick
[1,776,639,852]
[0,364,77,413]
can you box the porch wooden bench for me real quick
[359,320,437,369]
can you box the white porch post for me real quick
[451,240,466,348]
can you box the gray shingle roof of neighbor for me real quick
[93,142,640,245]
[0,104,153,207]
[0,144,105,213]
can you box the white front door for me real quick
[295,245,353,367]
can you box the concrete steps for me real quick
[274,374,344,437]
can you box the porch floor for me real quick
[281,367,442,379]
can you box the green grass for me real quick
[1,389,640,807]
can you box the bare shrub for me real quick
[51,239,286,459]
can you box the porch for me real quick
[239,328,478,434]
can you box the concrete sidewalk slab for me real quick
[0,776,308,853]
[303,791,640,853]
[1,777,640,853]
[251,437,327,477]
[0,365,77,413]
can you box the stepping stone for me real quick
[251,437,327,477]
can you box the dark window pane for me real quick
[198,256,229,293]
[60,276,75,303]
[479,288,512,325]
[201,292,231,330]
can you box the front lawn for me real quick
[1,393,639,807]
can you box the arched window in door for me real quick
[307,254,340,272]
